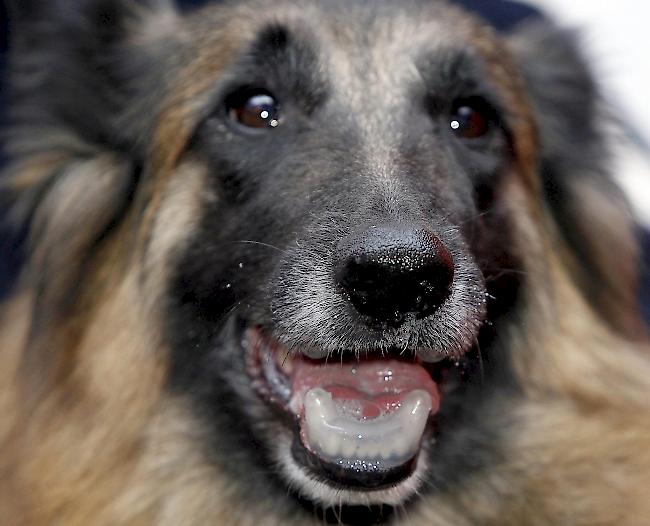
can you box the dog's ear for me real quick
[0,0,186,398]
[5,0,180,157]
[2,0,182,268]
[508,20,646,338]
[1,0,183,385]
[2,0,183,230]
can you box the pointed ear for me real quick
[5,0,181,158]
[507,20,646,338]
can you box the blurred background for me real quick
[529,0,650,323]
[532,0,650,227]
[0,0,648,319]
[525,0,650,322]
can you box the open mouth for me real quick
[244,325,465,492]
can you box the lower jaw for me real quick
[271,425,433,508]
[241,323,471,504]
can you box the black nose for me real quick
[335,224,454,326]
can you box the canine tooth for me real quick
[416,348,446,363]
[397,390,432,419]
[397,390,431,455]
[304,389,343,457]
[301,347,329,359]
[304,388,337,423]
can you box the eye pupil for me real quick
[229,91,281,130]
[450,102,490,139]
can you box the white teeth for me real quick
[365,439,382,459]
[304,388,338,423]
[303,388,432,466]
[380,440,394,459]
[323,434,341,457]
[394,434,410,458]
[341,437,357,457]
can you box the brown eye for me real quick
[228,90,281,130]
[450,101,491,139]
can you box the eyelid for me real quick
[452,96,500,124]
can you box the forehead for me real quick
[196,0,488,95]
[342,11,492,110]
[153,0,533,172]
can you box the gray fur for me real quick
[1,1,645,525]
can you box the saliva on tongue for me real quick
[290,358,440,470]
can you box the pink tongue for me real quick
[290,358,440,417]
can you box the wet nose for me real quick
[335,224,454,326]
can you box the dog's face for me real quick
[4,0,644,523]
[165,0,534,511]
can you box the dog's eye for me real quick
[227,89,281,130]
[450,99,491,139]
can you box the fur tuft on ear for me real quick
[0,1,183,390]
[0,0,181,324]
[5,0,180,160]
[508,20,646,338]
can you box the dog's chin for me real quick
[241,323,477,508]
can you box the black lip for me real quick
[291,430,419,491]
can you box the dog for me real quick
[1,0,649,524]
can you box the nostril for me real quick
[336,225,454,325]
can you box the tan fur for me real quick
[1,1,649,524]
[2,244,649,525]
